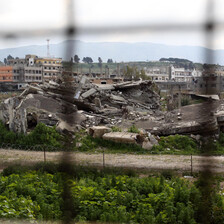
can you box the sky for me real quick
[0,0,224,49]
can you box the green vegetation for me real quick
[123,65,151,80]
[0,122,62,150]
[128,125,140,133]
[1,120,224,155]
[159,58,194,70]
[111,126,122,132]
[0,164,223,223]
[181,96,205,107]
[77,135,144,153]
[151,135,199,155]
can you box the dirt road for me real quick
[0,149,223,173]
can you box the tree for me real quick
[89,64,94,75]
[107,59,113,63]
[98,57,103,76]
[4,58,7,65]
[98,57,102,67]
[74,55,80,63]
[70,57,73,63]
[123,65,149,81]
[7,55,14,60]
[82,57,93,64]
[74,55,80,74]
[105,65,109,77]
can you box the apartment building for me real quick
[7,55,62,84]
[145,66,169,82]
[36,58,62,82]
[0,66,13,82]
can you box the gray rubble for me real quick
[1,78,224,138]
[0,79,161,134]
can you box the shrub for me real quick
[152,134,198,153]
[0,121,63,149]
[128,125,140,133]
[111,126,122,132]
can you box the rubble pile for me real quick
[1,78,224,138]
[0,80,161,134]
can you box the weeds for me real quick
[127,125,140,133]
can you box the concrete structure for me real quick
[24,66,42,83]
[169,66,196,82]
[145,66,202,83]
[194,70,223,95]
[0,66,13,82]
[145,66,169,82]
[7,55,62,84]
[36,57,62,82]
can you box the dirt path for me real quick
[0,149,224,173]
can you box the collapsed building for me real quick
[1,78,224,141]
[0,79,160,134]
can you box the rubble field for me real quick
[1,79,224,151]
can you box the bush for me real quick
[152,134,199,154]
[181,97,190,106]
[111,126,122,132]
[1,165,224,223]
[0,121,63,150]
[128,125,140,133]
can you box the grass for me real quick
[76,135,145,154]
[75,133,224,155]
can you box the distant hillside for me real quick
[0,40,224,65]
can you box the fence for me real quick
[1,142,224,175]
[0,0,224,223]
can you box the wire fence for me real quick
[0,0,224,223]
[0,142,223,176]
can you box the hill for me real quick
[0,40,223,64]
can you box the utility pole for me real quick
[46,39,50,57]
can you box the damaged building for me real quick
[0,79,160,134]
[1,77,224,144]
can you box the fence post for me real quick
[103,150,105,169]
[44,147,46,163]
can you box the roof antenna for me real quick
[46,39,50,57]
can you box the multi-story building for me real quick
[169,66,194,82]
[24,66,42,83]
[7,55,62,84]
[145,65,202,83]
[0,66,13,82]
[194,69,224,94]
[145,66,169,82]
[36,57,62,82]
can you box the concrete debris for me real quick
[81,88,97,99]
[142,139,154,150]
[88,126,112,138]
[102,132,143,144]
[0,79,161,134]
[2,77,224,138]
